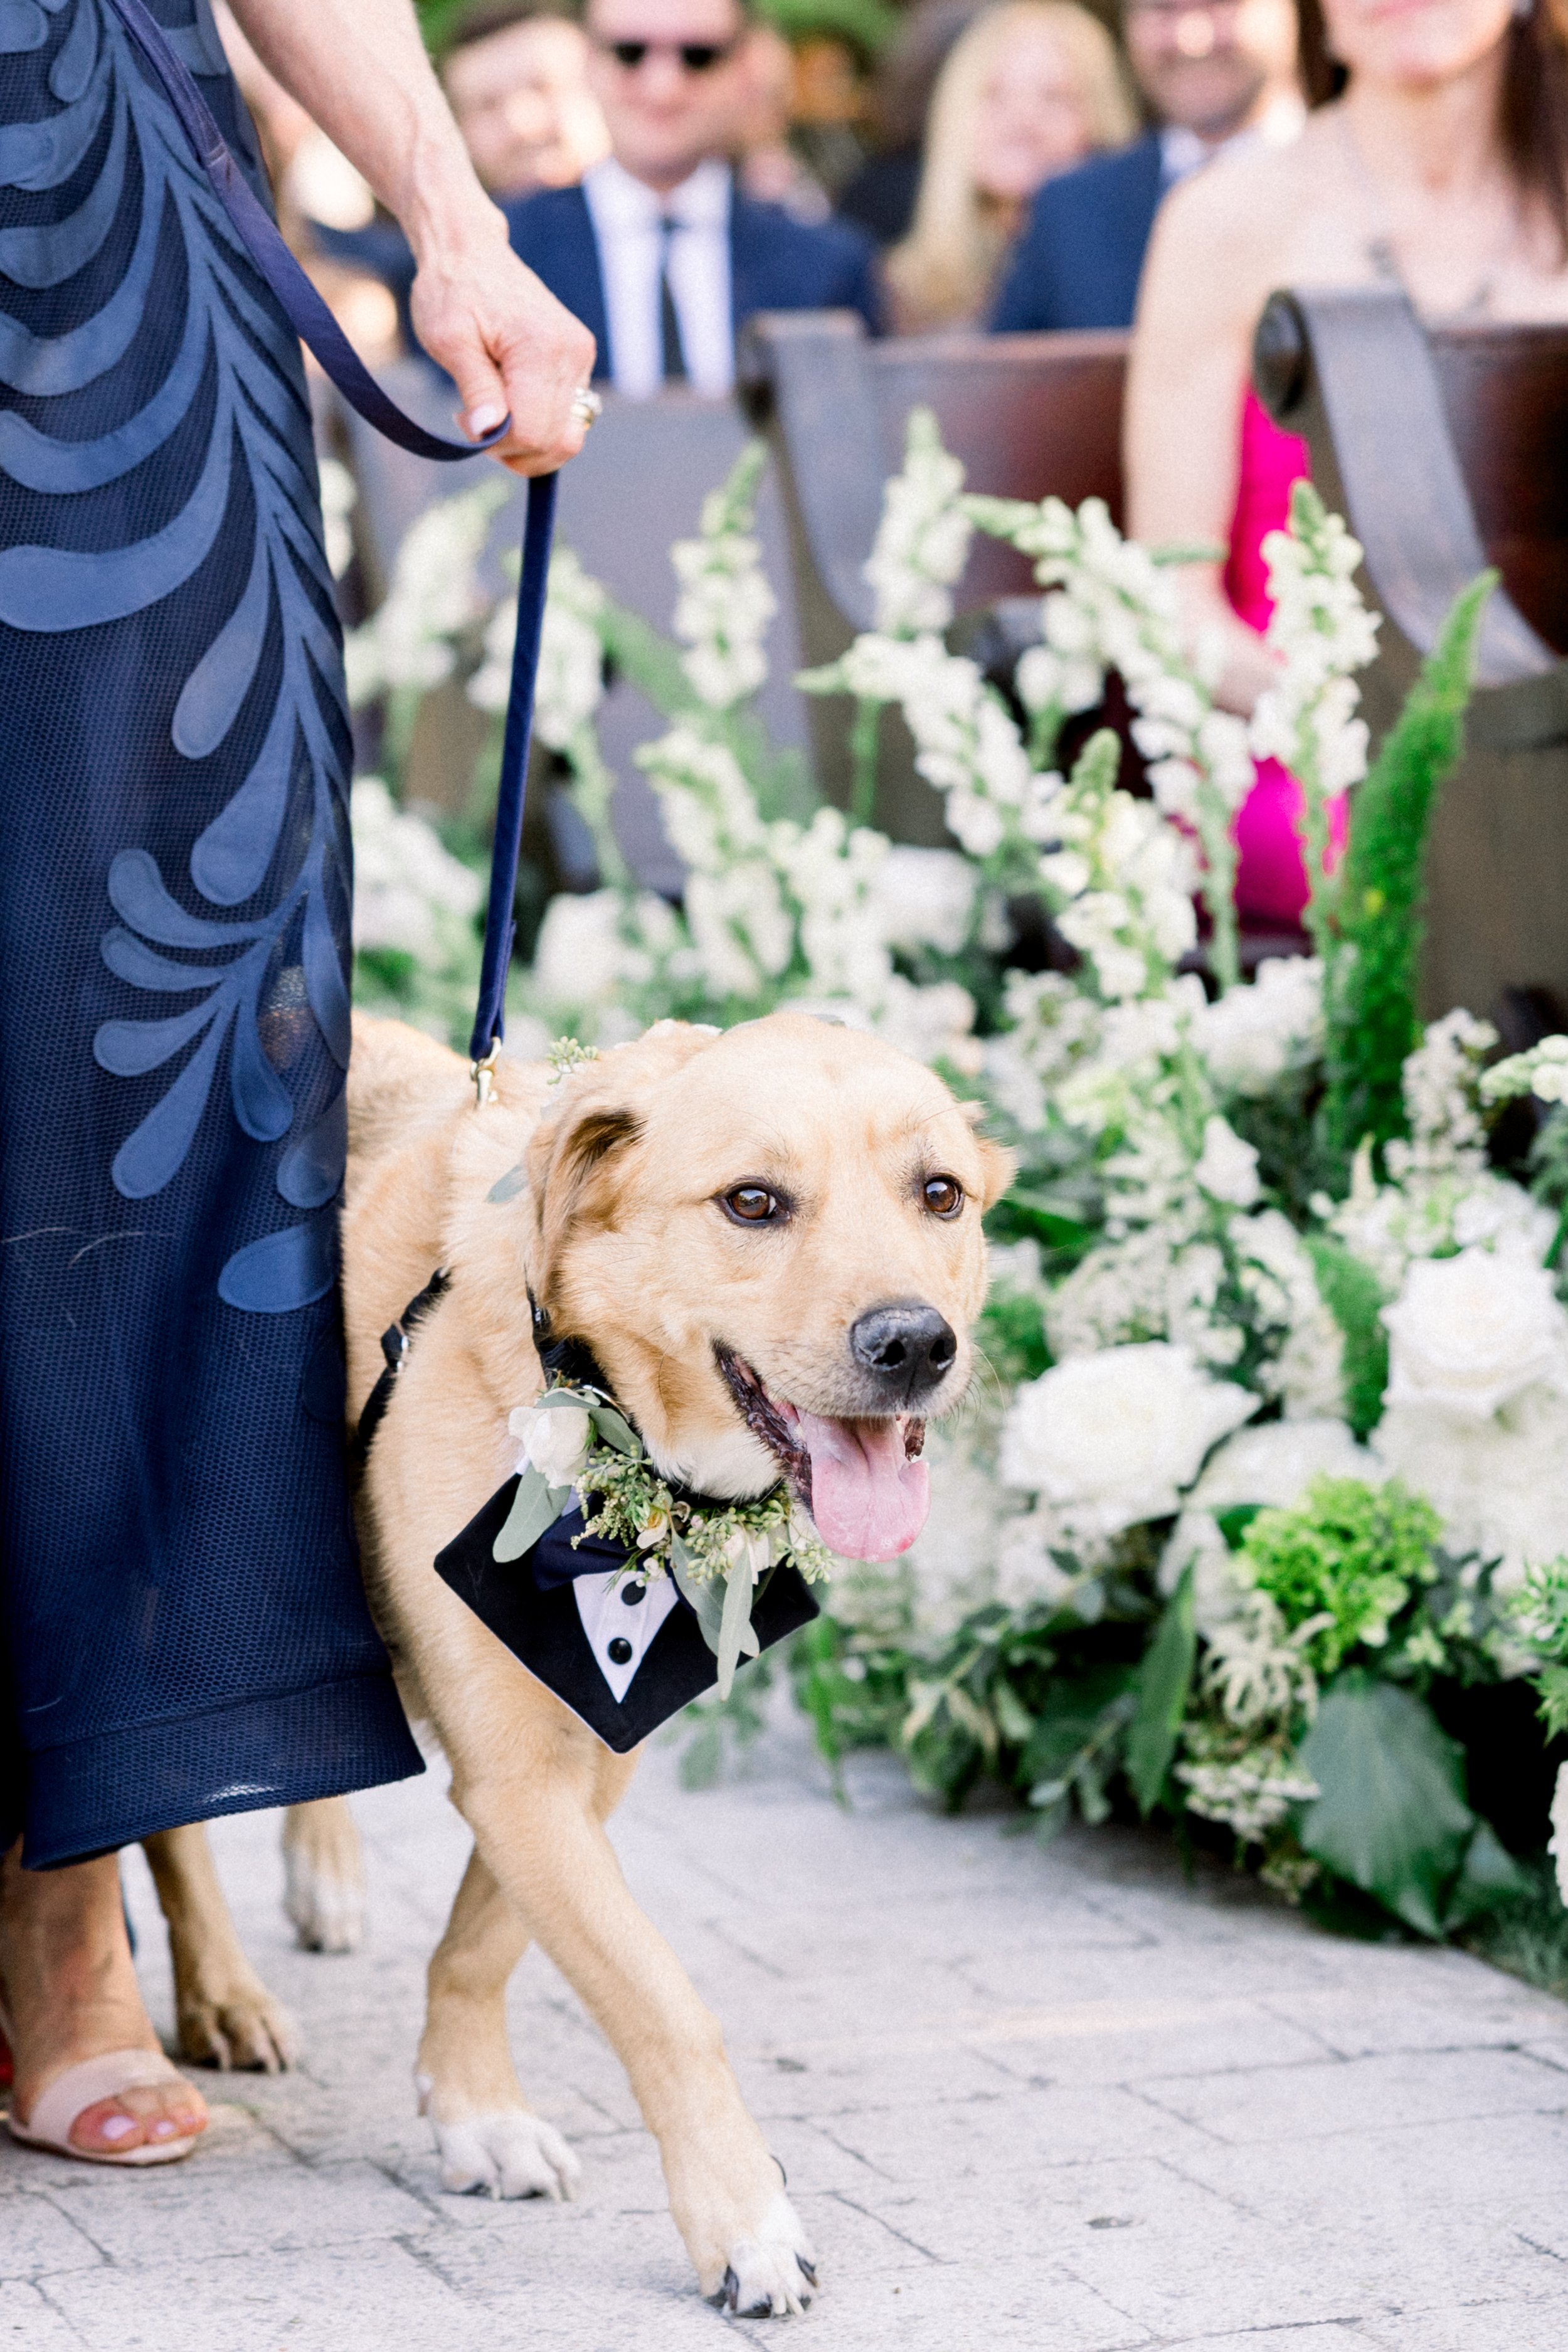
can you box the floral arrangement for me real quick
[343,415,1568,1973]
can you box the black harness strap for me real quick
[352,1271,452,1470]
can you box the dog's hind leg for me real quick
[281,1797,366,1954]
[417,1845,581,2201]
[453,1737,816,2317]
[142,1825,299,2073]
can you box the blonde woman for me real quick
[886,1,1136,332]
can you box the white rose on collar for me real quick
[1381,1248,1568,1421]
[509,1403,592,1488]
[999,1342,1258,1539]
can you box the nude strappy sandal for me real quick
[7,2048,203,2166]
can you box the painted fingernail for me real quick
[99,2114,137,2141]
[465,405,505,437]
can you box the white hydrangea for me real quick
[862,407,972,637]
[999,1342,1258,1538]
[1192,957,1325,1098]
[350,778,482,960]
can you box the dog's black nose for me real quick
[849,1301,957,1398]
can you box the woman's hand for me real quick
[408,215,597,476]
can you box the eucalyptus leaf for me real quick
[589,1402,642,1455]
[1126,1564,1195,1818]
[532,1389,595,1414]
[1298,1673,1476,1937]
[486,1161,527,1204]
[493,1469,571,1563]
[670,1535,726,1657]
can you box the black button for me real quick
[607,1636,633,1665]
[621,1579,646,1606]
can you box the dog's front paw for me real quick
[711,2195,818,2319]
[176,1979,299,2074]
[432,2110,583,2201]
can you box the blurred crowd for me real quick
[251,0,1568,933]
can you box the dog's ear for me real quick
[525,1086,643,1306]
[956,1100,1016,1210]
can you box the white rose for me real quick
[509,1404,592,1488]
[1193,1116,1261,1207]
[1381,1248,1568,1421]
[999,1342,1259,1539]
[1373,1384,1568,1584]
[1189,1418,1372,1513]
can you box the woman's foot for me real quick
[0,1839,208,2158]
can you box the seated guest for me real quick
[839,0,986,248]
[734,21,833,224]
[1126,0,1568,926]
[991,0,1303,332]
[886,1,1135,332]
[505,0,880,395]
[443,1,612,200]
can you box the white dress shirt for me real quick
[580,156,734,400]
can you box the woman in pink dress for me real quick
[1124,0,1568,929]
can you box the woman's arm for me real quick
[226,0,595,474]
[1123,159,1282,712]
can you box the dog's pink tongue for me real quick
[796,1413,930,1560]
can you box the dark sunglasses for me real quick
[602,36,736,70]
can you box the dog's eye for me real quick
[722,1185,783,1224]
[923,1175,964,1219]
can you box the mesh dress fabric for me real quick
[0,0,421,1867]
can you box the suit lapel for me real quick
[561,186,613,380]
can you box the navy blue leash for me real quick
[105,0,556,1071]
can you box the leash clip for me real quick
[471,1036,501,1108]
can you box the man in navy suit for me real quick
[506,0,878,394]
[990,0,1301,334]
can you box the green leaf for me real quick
[716,1559,761,1702]
[1305,1236,1389,1439]
[1126,1565,1197,1817]
[588,1402,642,1456]
[1020,1662,1138,1802]
[1443,1819,1531,1932]
[532,1389,595,1413]
[670,1535,725,1657]
[485,1160,527,1204]
[1298,1673,1476,1937]
[1000,1190,1098,1251]
[492,1470,570,1564]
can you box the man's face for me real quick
[1123,0,1298,140]
[585,0,750,191]
[445,19,610,198]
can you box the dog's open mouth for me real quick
[714,1346,930,1563]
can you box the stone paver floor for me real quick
[4,1700,1568,2352]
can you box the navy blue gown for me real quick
[0,0,422,1866]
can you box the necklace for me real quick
[1338,110,1518,322]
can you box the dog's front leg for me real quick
[457,1750,816,2317]
[281,1796,366,1953]
[417,1845,581,2200]
[142,1825,299,2072]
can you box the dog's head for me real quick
[516,1013,1013,1560]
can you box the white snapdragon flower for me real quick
[475,548,607,746]
[871,846,977,956]
[999,1342,1258,1537]
[350,779,483,960]
[1192,957,1325,1098]
[1381,1248,1568,1420]
[1194,1116,1261,1207]
[531,887,662,1011]
[345,477,510,704]
[318,457,356,580]
[863,408,972,637]
[509,1402,592,1487]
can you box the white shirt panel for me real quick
[571,1565,678,1702]
[581,156,734,400]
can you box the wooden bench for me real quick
[1254,289,1568,1026]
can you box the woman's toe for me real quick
[69,2080,209,2154]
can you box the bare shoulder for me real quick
[1138,120,1342,337]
